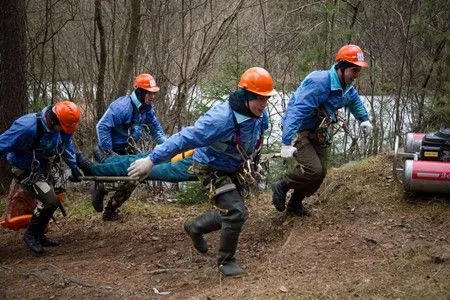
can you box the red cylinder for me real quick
[405,133,425,153]
[403,160,450,194]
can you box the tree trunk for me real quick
[94,0,107,122]
[0,0,27,193]
[116,0,141,97]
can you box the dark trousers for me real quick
[284,131,328,197]
[192,163,248,264]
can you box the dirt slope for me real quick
[1,154,449,299]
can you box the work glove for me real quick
[360,120,373,137]
[127,156,154,181]
[280,144,297,158]
[69,167,83,182]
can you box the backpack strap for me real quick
[231,111,241,146]
[34,112,44,148]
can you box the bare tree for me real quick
[0,0,27,192]
[116,0,141,97]
[94,0,107,122]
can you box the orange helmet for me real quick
[133,73,160,92]
[53,100,81,134]
[238,67,277,97]
[335,44,368,67]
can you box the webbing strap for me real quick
[34,112,44,148]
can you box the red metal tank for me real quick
[403,160,450,194]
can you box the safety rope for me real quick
[316,107,349,148]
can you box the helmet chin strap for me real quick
[338,67,347,87]
[46,107,60,131]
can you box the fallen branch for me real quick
[146,268,192,275]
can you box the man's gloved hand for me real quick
[127,156,154,181]
[280,144,297,158]
[69,167,83,182]
[360,120,373,137]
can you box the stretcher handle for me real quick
[80,176,140,182]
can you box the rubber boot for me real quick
[286,190,310,217]
[37,208,60,247]
[217,227,244,276]
[103,202,122,221]
[23,215,44,254]
[214,189,247,276]
[91,182,107,212]
[272,179,291,212]
[40,234,60,247]
[93,145,116,163]
[76,152,93,175]
[184,210,222,253]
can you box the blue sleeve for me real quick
[0,117,35,158]
[146,106,167,144]
[149,107,231,164]
[61,134,77,169]
[346,88,369,122]
[282,77,326,145]
[96,102,129,150]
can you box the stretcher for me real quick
[80,176,140,182]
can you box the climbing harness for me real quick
[315,107,348,148]
[230,111,264,197]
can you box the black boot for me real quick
[218,227,244,276]
[93,145,115,163]
[76,152,93,175]
[38,208,60,247]
[39,234,60,247]
[215,189,247,276]
[91,182,107,212]
[23,215,44,254]
[272,180,291,212]
[184,210,222,253]
[103,202,122,221]
[286,190,310,217]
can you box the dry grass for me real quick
[1,153,449,299]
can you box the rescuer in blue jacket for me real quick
[0,100,82,254]
[272,44,373,216]
[93,73,167,221]
[127,67,276,276]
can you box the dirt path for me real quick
[1,155,449,299]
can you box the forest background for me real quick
[0,0,448,192]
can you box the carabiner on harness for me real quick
[316,108,348,148]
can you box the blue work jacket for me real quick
[282,64,369,145]
[0,106,77,172]
[96,91,166,152]
[149,101,269,174]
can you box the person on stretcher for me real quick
[77,149,197,182]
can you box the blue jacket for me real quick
[282,64,369,145]
[0,106,77,172]
[96,91,167,152]
[149,101,269,173]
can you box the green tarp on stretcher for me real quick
[88,152,197,182]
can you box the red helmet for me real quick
[238,67,277,97]
[53,101,81,134]
[335,44,368,67]
[133,73,160,92]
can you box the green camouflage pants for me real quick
[106,181,137,209]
